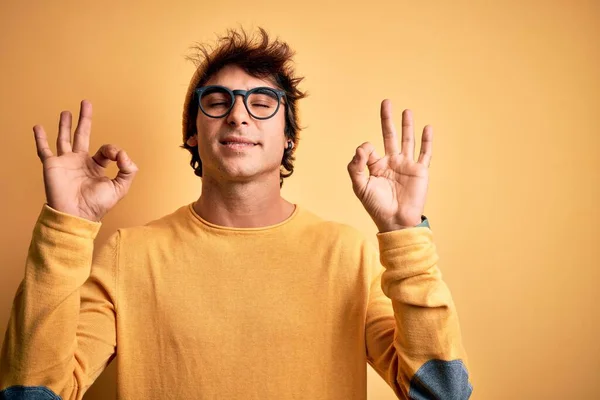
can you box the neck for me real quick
[194,173,295,228]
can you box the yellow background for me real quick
[1,1,599,399]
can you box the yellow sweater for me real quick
[0,203,471,399]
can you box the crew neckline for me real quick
[187,202,300,232]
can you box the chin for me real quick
[217,163,280,183]
[213,164,258,181]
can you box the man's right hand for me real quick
[33,100,138,222]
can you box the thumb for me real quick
[347,145,370,198]
[112,150,138,194]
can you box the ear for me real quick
[284,138,294,151]
[186,135,198,147]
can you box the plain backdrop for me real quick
[1,1,599,399]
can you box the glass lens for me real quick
[200,87,233,117]
[247,88,279,118]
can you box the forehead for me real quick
[205,64,276,89]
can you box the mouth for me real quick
[220,142,257,151]
[219,137,258,148]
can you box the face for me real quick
[187,64,288,183]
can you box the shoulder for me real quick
[117,203,193,241]
[294,207,379,272]
[295,206,370,245]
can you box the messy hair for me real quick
[181,27,307,186]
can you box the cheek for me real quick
[264,120,287,150]
[196,119,220,144]
[271,112,287,139]
[277,111,287,133]
[194,131,217,161]
[196,110,222,131]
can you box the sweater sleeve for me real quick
[0,204,119,400]
[364,225,473,399]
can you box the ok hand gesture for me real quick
[347,100,432,232]
[34,100,138,222]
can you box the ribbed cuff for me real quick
[376,226,437,278]
[376,224,434,252]
[37,203,102,239]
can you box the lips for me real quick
[219,136,258,146]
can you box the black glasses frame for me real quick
[195,85,287,120]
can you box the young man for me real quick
[0,28,472,399]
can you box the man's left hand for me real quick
[347,100,432,233]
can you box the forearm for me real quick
[0,205,112,398]
[368,227,472,399]
[380,236,465,361]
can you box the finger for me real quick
[380,99,400,156]
[33,125,53,162]
[57,111,73,155]
[73,100,93,153]
[401,109,415,159]
[417,125,433,167]
[92,144,121,168]
[361,142,381,167]
[356,142,381,166]
[113,150,139,195]
[347,142,379,197]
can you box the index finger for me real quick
[33,125,53,162]
[380,99,400,155]
[72,100,93,153]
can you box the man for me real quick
[0,28,472,399]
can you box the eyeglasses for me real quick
[195,85,286,120]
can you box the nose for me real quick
[226,94,249,127]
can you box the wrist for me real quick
[376,216,427,233]
[46,202,102,223]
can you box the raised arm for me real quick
[348,101,472,398]
[0,100,137,399]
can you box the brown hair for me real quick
[181,27,307,186]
